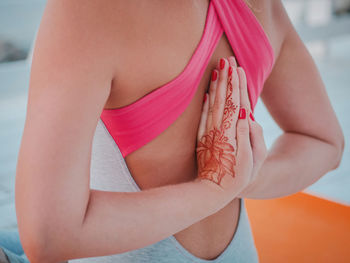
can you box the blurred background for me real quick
[0,0,349,262]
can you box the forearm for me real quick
[240,132,341,199]
[48,180,227,262]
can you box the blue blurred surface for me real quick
[0,0,45,52]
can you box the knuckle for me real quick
[209,82,217,91]
[237,141,251,157]
[212,104,220,112]
[237,124,248,134]
[239,148,250,158]
[209,86,216,94]
[217,79,226,88]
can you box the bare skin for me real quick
[15,0,344,261]
[101,0,343,258]
[196,68,237,186]
[103,0,273,259]
[196,56,266,194]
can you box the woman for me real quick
[7,0,344,262]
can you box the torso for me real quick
[102,0,281,260]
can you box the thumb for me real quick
[248,113,267,162]
[197,93,209,142]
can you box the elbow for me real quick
[17,214,79,262]
[19,229,70,263]
[25,250,60,263]
[17,217,75,262]
[23,247,51,263]
[16,204,70,262]
[15,166,84,261]
[16,193,58,261]
[18,228,57,263]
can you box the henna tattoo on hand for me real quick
[222,73,238,130]
[196,72,237,186]
[196,127,236,186]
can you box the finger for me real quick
[236,66,252,159]
[212,58,229,129]
[236,108,251,161]
[222,65,240,152]
[206,70,218,130]
[248,117,267,181]
[237,67,251,116]
[248,114,262,155]
[248,119,267,182]
[227,56,237,68]
[226,59,240,113]
[216,55,237,69]
[197,93,210,142]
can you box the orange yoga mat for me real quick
[245,192,350,263]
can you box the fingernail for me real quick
[211,70,217,81]
[228,66,233,76]
[249,112,255,121]
[203,93,207,103]
[239,108,246,119]
[220,58,225,70]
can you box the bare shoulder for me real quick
[267,0,300,56]
[39,0,130,64]
[27,0,129,132]
[243,0,293,58]
[269,0,296,35]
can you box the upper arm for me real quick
[16,0,115,257]
[260,0,344,150]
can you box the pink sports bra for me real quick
[100,0,275,158]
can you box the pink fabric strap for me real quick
[101,0,275,158]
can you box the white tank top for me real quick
[68,119,259,263]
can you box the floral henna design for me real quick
[222,72,238,130]
[196,127,236,186]
[196,67,238,186]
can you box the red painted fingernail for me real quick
[220,58,225,69]
[249,112,255,121]
[228,66,233,76]
[203,93,207,102]
[211,70,217,81]
[239,108,246,119]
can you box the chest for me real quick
[105,0,277,111]
[101,0,278,188]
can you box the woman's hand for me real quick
[195,56,267,202]
[237,104,268,198]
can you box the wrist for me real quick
[193,178,232,210]
[237,165,265,198]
